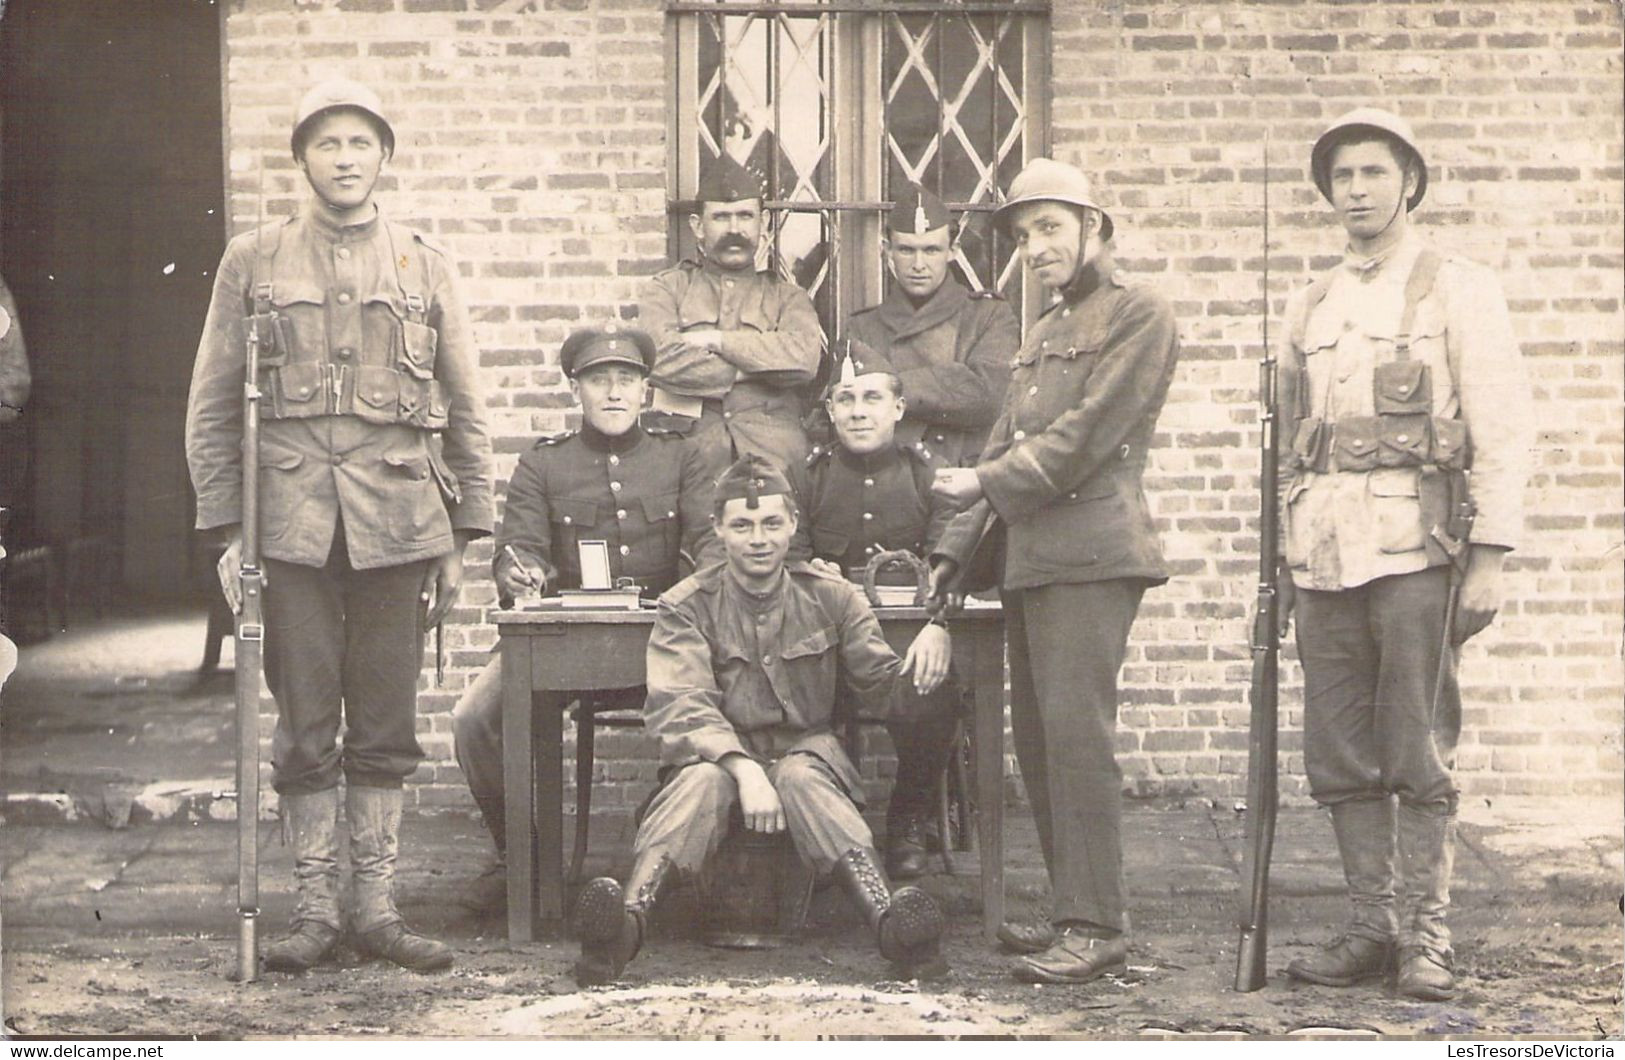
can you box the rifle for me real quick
[1234,137,1279,993]
[233,166,269,983]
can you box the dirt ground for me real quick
[3,804,1620,1040]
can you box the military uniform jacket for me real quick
[795,440,953,580]
[1277,231,1534,591]
[186,204,494,570]
[637,258,823,468]
[644,562,912,794]
[494,424,719,598]
[0,276,28,414]
[845,279,1019,466]
[933,258,1179,592]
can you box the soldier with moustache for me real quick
[844,185,1019,468]
[571,455,955,987]
[795,337,960,879]
[637,156,824,478]
[450,324,718,908]
[930,159,1180,984]
[1276,109,1533,1001]
[186,79,494,974]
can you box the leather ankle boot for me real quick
[831,847,947,979]
[574,853,674,987]
[264,788,342,973]
[347,785,453,972]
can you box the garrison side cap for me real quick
[291,78,395,157]
[1311,106,1428,210]
[714,453,793,511]
[693,155,766,207]
[825,336,897,397]
[560,323,656,378]
[889,183,953,236]
[992,157,1115,242]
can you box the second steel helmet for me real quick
[291,78,396,159]
[993,158,1115,242]
[1311,107,1427,211]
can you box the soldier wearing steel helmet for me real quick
[844,184,1019,469]
[929,158,1180,984]
[448,324,719,911]
[1275,108,1533,1001]
[185,78,494,974]
[636,156,825,480]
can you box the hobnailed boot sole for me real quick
[573,877,639,986]
[878,887,948,979]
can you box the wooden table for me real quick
[494,602,1006,944]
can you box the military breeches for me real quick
[451,654,643,843]
[633,753,873,875]
[263,526,431,795]
[1005,579,1144,933]
[1295,566,1460,816]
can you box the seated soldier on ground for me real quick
[796,338,962,880]
[572,455,954,987]
[451,325,717,909]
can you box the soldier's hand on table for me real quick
[1454,545,1506,645]
[421,539,467,629]
[722,755,784,833]
[931,467,983,510]
[496,557,543,602]
[903,623,952,694]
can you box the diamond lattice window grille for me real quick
[671,2,1049,334]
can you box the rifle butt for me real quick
[1234,925,1267,992]
[234,577,263,983]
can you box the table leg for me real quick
[972,628,1005,942]
[536,691,565,926]
[502,636,536,943]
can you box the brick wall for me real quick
[221,0,1623,813]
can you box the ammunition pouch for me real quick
[1287,414,1471,474]
[260,361,449,430]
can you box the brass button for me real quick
[762,654,774,665]
[1028,385,1038,396]
[1013,430,1026,440]
[336,247,351,260]
[610,481,622,492]
[616,509,627,519]
[862,512,873,521]
[562,516,573,525]
[619,545,630,556]
[335,347,352,359]
[863,478,874,487]
[330,455,343,466]
[337,292,352,305]
[609,454,620,466]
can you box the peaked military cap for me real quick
[1311,107,1428,211]
[889,183,953,235]
[292,78,395,158]
[560,323,656,378]
[714,453,793,510]
[694,155,766,206]
[994,158,1115,242]
[825,336,897,395]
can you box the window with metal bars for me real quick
[665,1,1052,338]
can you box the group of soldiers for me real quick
[184,80,1532,1001]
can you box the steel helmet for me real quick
[291,78,395,159]
[992,158,1114,242]
[1311,107,1427,211]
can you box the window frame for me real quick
[664,0,1052,334]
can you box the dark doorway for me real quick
[1,0,225,610]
